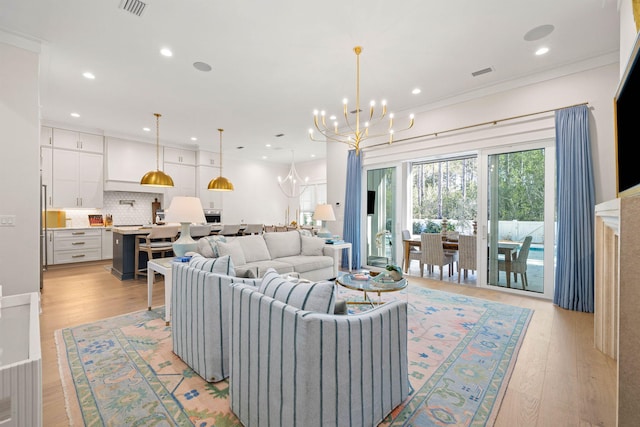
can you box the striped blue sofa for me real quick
[229,282,409,427]
[171,262,260,382]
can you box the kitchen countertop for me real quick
[46,226,113,231]
[112,226,153,235]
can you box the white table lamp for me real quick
[165,196,206,256]
[313,204,336,238]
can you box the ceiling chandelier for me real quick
[140,113,174,187]
[208,128,234,191]
[277,150,309,198]
[309,46,415,155]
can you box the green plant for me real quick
[385,264,402,273]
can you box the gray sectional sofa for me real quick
[196,230,335,281]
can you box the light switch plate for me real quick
[0,215,16,226]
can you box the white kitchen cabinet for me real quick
[53,229,102,264]
[164,147,196,165]
[197,165,223,209]
[164,162,196,207]
[40,126,52,146]
[197,150,218,167]
[40,146,53,209]
[104,137,158,192]
[52,149,103,208]
[101,228,113,259]
[53,128,104,153]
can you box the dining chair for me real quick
[241,223,264,235]
[217,224,242,236]
[420,232,458,280]
[402,229,422,272]
[498,235,533,289]
[188,224,212,239]
[457,234,477,283]
[134,225,180,280]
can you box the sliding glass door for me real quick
[481,141,555,298]
[366,167,396,267]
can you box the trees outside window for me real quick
[412,157,478,234]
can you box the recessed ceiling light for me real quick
[190,137,197,141]
[262,156,267,159]
[82,72,95,80]
[311,154,316,158]
[70,112,80,118]
[160,48,173,57]
[266,144,271,147]
[524,24,555,42]
[143,127,150,132]
[412,88,421,95]
[329,115,337,120]
[535,47,549,56]
[193,62,212,72]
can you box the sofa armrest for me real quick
[172,263,259,382]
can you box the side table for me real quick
[147,257,176,325]
[325,242,353,278]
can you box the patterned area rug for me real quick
[56,285,532,426]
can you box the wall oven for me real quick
[204,209,222,223]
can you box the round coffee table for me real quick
[336,273,407,306]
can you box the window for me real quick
[411,156,478,234]
[299,183,327,225]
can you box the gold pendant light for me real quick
[208,128,234,191]
[140,113,174,187]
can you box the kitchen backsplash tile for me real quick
[63,192,164,227]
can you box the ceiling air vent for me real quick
[471,67,494,77]
[119,0,147,17]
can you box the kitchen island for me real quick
[111,226,153,280]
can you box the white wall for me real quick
[0,39,41,296]
[219,155,290,225]
[619,0,638,80]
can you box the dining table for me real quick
[402,237,458,273]
[402,237,521,287]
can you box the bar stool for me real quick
[134,225,180,280]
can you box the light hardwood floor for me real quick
[39,261,616,426]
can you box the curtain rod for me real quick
[366,101,589,149]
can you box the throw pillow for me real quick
[188,254,236,276]
[258,268,335,314]
[301,235,326,256]
[217,239,247,266]
[196,235,227,258]
[237,235,271,263]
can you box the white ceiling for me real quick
[0,0,620,164]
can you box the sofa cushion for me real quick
[217,239,247,267]
[263,230,301,259]
[301,235,326,256]
[258,268,335,314]
[196,235,227,258]
[188,254,235,276]
[276,255,334,273]
[236,235,272,263]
